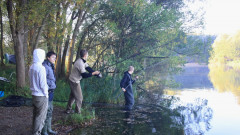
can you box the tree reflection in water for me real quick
[171,98,213,135]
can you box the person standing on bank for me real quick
[120,66,138,111]
[29,49,48,135]
[66,49,100,114]
[42,51,57,135]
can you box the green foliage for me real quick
[81,74,125,103]
[0,65,31,99]
[54,76,127,104]
[209,31,240,65]
[177,35,216,63]
[54,79,71,102]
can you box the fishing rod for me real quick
[115,83,132,100]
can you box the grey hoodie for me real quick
[29,49,48,98]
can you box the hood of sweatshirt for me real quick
[33,49,45,63]
[124,71,131,76]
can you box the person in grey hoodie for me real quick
[42,51,57,135]
[29,49,48,135]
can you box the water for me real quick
[167,63,240,135]
[71,63,240,135]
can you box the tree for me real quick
[66,0,95,77]
[6,0,57,88]
[0,1,4,66]
[6,0,26,88]
[2,0,205,93]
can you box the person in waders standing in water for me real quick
[120,66,138,111]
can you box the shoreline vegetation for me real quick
[0,65,100,129]
[0,64,127,133]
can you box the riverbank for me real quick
[0,105,94,135]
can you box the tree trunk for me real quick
[59,3,69,78]
[66,9,86,77]
[55,2,69,78]
[24,6,29,81]
[46,15,54,51]
[61,35,70,78]
[7,0,26,88]
[0,4,4,66]
[55,43,62,79]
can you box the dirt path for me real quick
[0,106,75,135]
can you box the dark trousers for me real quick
[66,80,83,113]
[124,87,134,110]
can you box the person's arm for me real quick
[78,61,91,78]
[86,66,101,77]
[81,66,94,78]
[81,72,92,78]
[86,66,94,73]
[131,76,139,84]
[120,74,128,92]
[43,64,51,88]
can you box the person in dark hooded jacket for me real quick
[42,51,57,135]
[120,66,138,111]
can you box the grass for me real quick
[64,108,95,125]
[54,101,68,109]
[54,101,95,125]
[54,79,71,102]
[0,64,31,100]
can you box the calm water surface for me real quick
[71,63,240,135]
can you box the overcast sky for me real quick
[203,0,240,35]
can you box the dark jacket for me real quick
[43,59,56,101]
[120,71,135,89]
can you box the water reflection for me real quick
[71,91,214,135]
[122,111,134,135]
[171,98,213,135]
[174,63,213,89]
[208,64,240,104]
[71,101,185,135]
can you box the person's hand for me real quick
[92,71,100,75]
[135,76,139,80]
[122,88,126,92]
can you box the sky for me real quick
[204,0,240,35]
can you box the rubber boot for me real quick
[41,124,48,135]
[47,118,57,135]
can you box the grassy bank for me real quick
[0,65,31,99]
[0,65,136,125]
[54,102,95,126]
